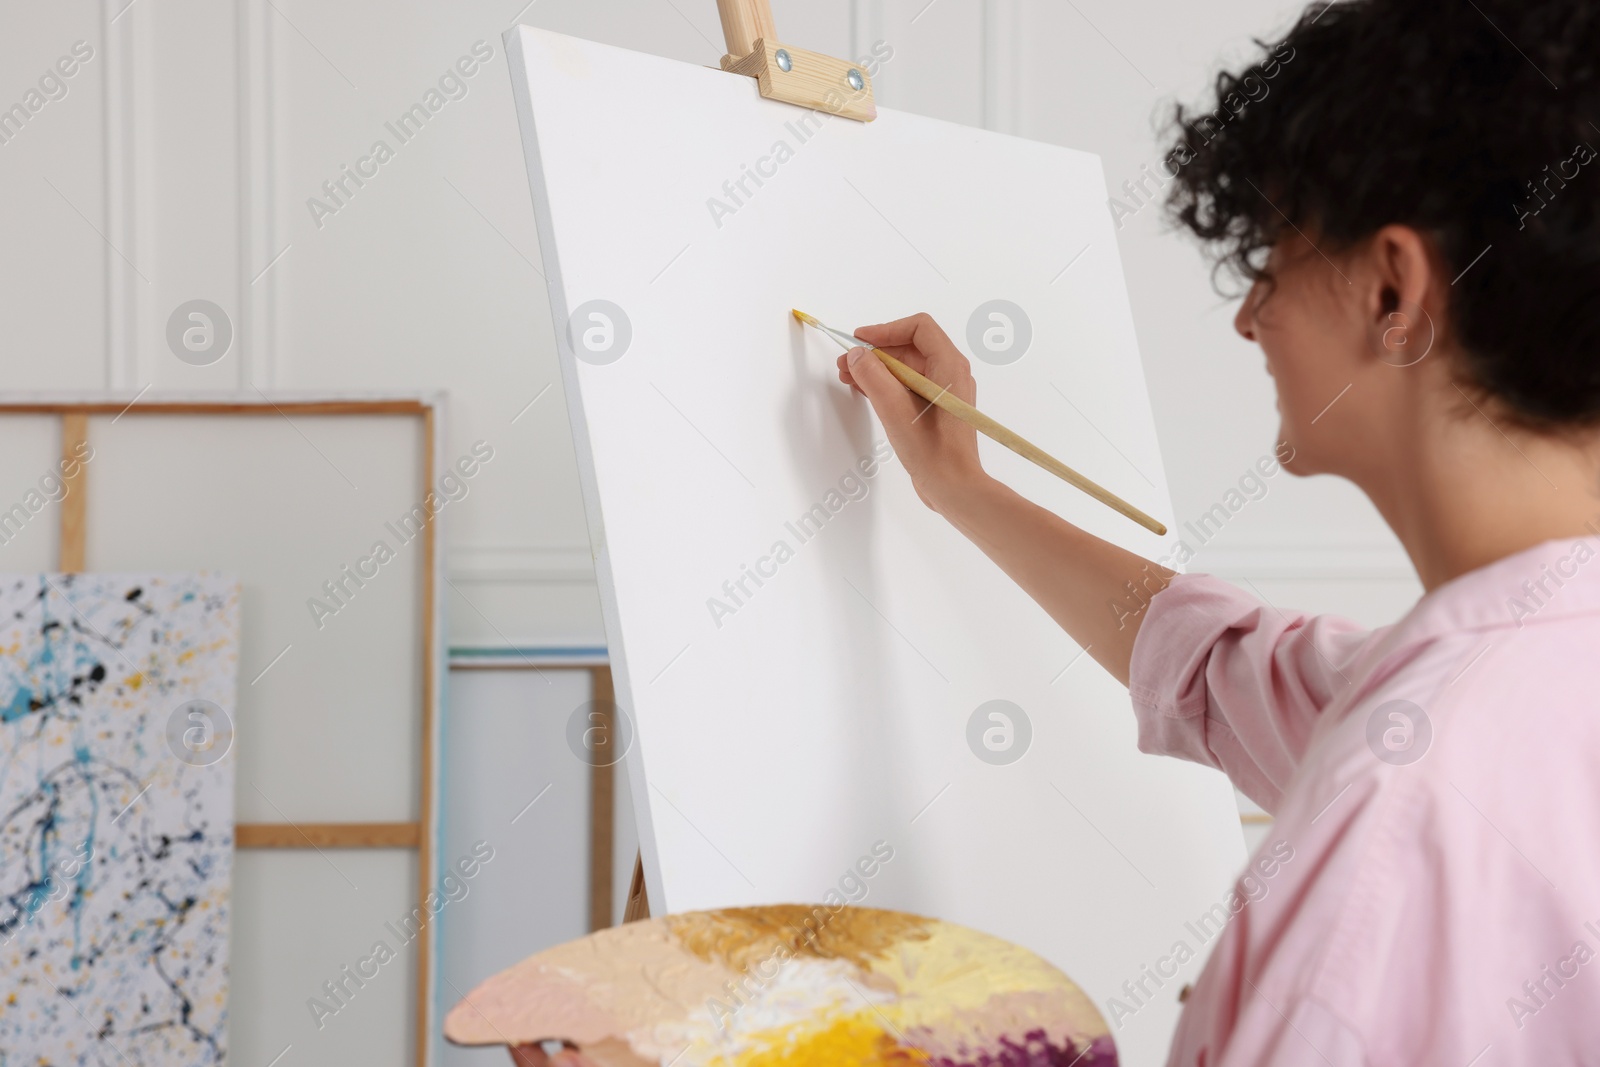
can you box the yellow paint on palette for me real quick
[712,1010,920,1067]
[444,905,1115,1067]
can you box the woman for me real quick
[838,1,1600,1063]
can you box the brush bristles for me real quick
[792,309,818,327]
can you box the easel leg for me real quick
[623,852,649,922]
[588,666,615,931]
[589,667,650,925]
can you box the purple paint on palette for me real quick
[926,1029,1119,1067]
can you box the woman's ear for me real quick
[1365,225,1440,369]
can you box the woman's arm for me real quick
[843,312,1374,813]
[839,312,1173,687]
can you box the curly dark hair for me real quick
[1163,0,1600,428]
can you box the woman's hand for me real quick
[837,312,991,514]
[837,311,1171,687]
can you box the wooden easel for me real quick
[614,0,876,928]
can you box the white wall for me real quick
[1,0,1424,1061]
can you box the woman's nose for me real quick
[1234,284,1260,341]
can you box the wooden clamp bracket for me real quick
[715,0,877,122]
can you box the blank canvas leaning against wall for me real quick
[506,25,1247,1060]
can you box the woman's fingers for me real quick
[856,313,958,360]
[854,314,928,346]
[870,342,928,377]
[839,315,977,436]
[857,314,973,402]
[834,315,988,511]
[844,346,921,429]
[836,334,929,377]
[507,1044,604,1067]
[836,354,865,396]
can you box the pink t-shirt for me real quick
[1129,535,1600,1066]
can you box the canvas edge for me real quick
[501,24,670,919]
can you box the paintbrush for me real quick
[793,309,1166,536]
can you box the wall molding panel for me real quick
[447,543,1418,588]
[1190,545,1417,581]
[101,0,140,390]
[449,545,595,584]
[849,0,886,77]
[239,0,276,389]
[981,0,1023,134]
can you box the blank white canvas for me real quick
[507,25,1246,1060]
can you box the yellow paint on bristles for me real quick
[791,308,819,327]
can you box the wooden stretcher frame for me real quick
[0,391,446,1067]
[449,651,621,932]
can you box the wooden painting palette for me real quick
[445,905,1116,1066]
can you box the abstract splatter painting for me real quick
[445,904,1117,1066]
[0,573,240,1065]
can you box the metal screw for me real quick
[847,68,865,91]
[775,49,792,73]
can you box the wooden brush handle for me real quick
[871,347,1168,536]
